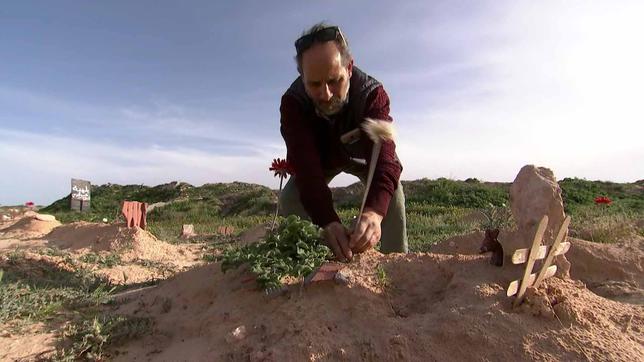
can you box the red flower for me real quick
[269,158,294,178]
[594,196,612,205]
[25,201,34,207]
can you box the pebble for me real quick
[227,325,247,343]
[334,272,350,285]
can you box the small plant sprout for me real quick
[357,118,397,223]
[479,203,514,232]
[375,264,389,289]
[269,158,295,231]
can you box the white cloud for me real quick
[384,0,644,183]
[0,128,286,205]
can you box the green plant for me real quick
[79,253,123,268]
[269,158,294,231]
[56,314,153,361]
[478,203,514,231]
[569,204,641,243]
[219,215,331,290]
[0,255,115,325]
[375,264,389,289]
[7,249,26,263]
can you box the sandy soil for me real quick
[0,216,61,242]
[1,220,204,285]
[431,231,644,305]
[110,248,643,361]
[0,323,57,361]
[567,237,644,304]
[2,216,643,361]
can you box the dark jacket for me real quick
[280,67,402,227]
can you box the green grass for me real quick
[560,177,644,214]
[147,214,273,244]
[375,264,389,289]
[406,204,476,252]
[559,178,643,243]
[402,178,509,208]
[336,203,477,252]
[0,252,115,326]
[55,314,153,361]
[79,252,123,268]
[0,250,157,360]
[568,204,643,243]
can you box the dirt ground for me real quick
[1,218,204,285]
[1,215,643,361]
[108,248,642,361]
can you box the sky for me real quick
[1,0,643,205]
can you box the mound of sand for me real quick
[111,249,643,361]
[430,231,484,255]
[46,222,138,251]
[46,222,179,260]
[0,216,61,240]
[567,237,644,304]
[432,231,644,305]
[42,222,202,284]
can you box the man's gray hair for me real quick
[295,22,353,74]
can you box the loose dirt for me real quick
[109,248,643,361]
[2,218,642,361]
[0,216,61,241]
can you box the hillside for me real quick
[36,177,643,248]
[41,181,276,222]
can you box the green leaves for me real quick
[219,215,331,290]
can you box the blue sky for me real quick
[1,1,642,205]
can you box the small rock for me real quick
[0,330,11,338]
[102,218,108,223]
[226,325,247,343]
[181,224,196,239]
[334,271,350,285]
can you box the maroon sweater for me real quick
[279,83,403,227]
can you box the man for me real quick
[279,22,407,261]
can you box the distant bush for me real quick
[560,178,643,214]
[402,178,509,208]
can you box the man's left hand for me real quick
[349,209,383,253]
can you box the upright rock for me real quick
[181,224,196,239]
[500,165,571,276]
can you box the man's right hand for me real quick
[323,221,353,262]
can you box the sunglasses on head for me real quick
[295,26,345,55]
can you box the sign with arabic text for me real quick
[71,178,91,212]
